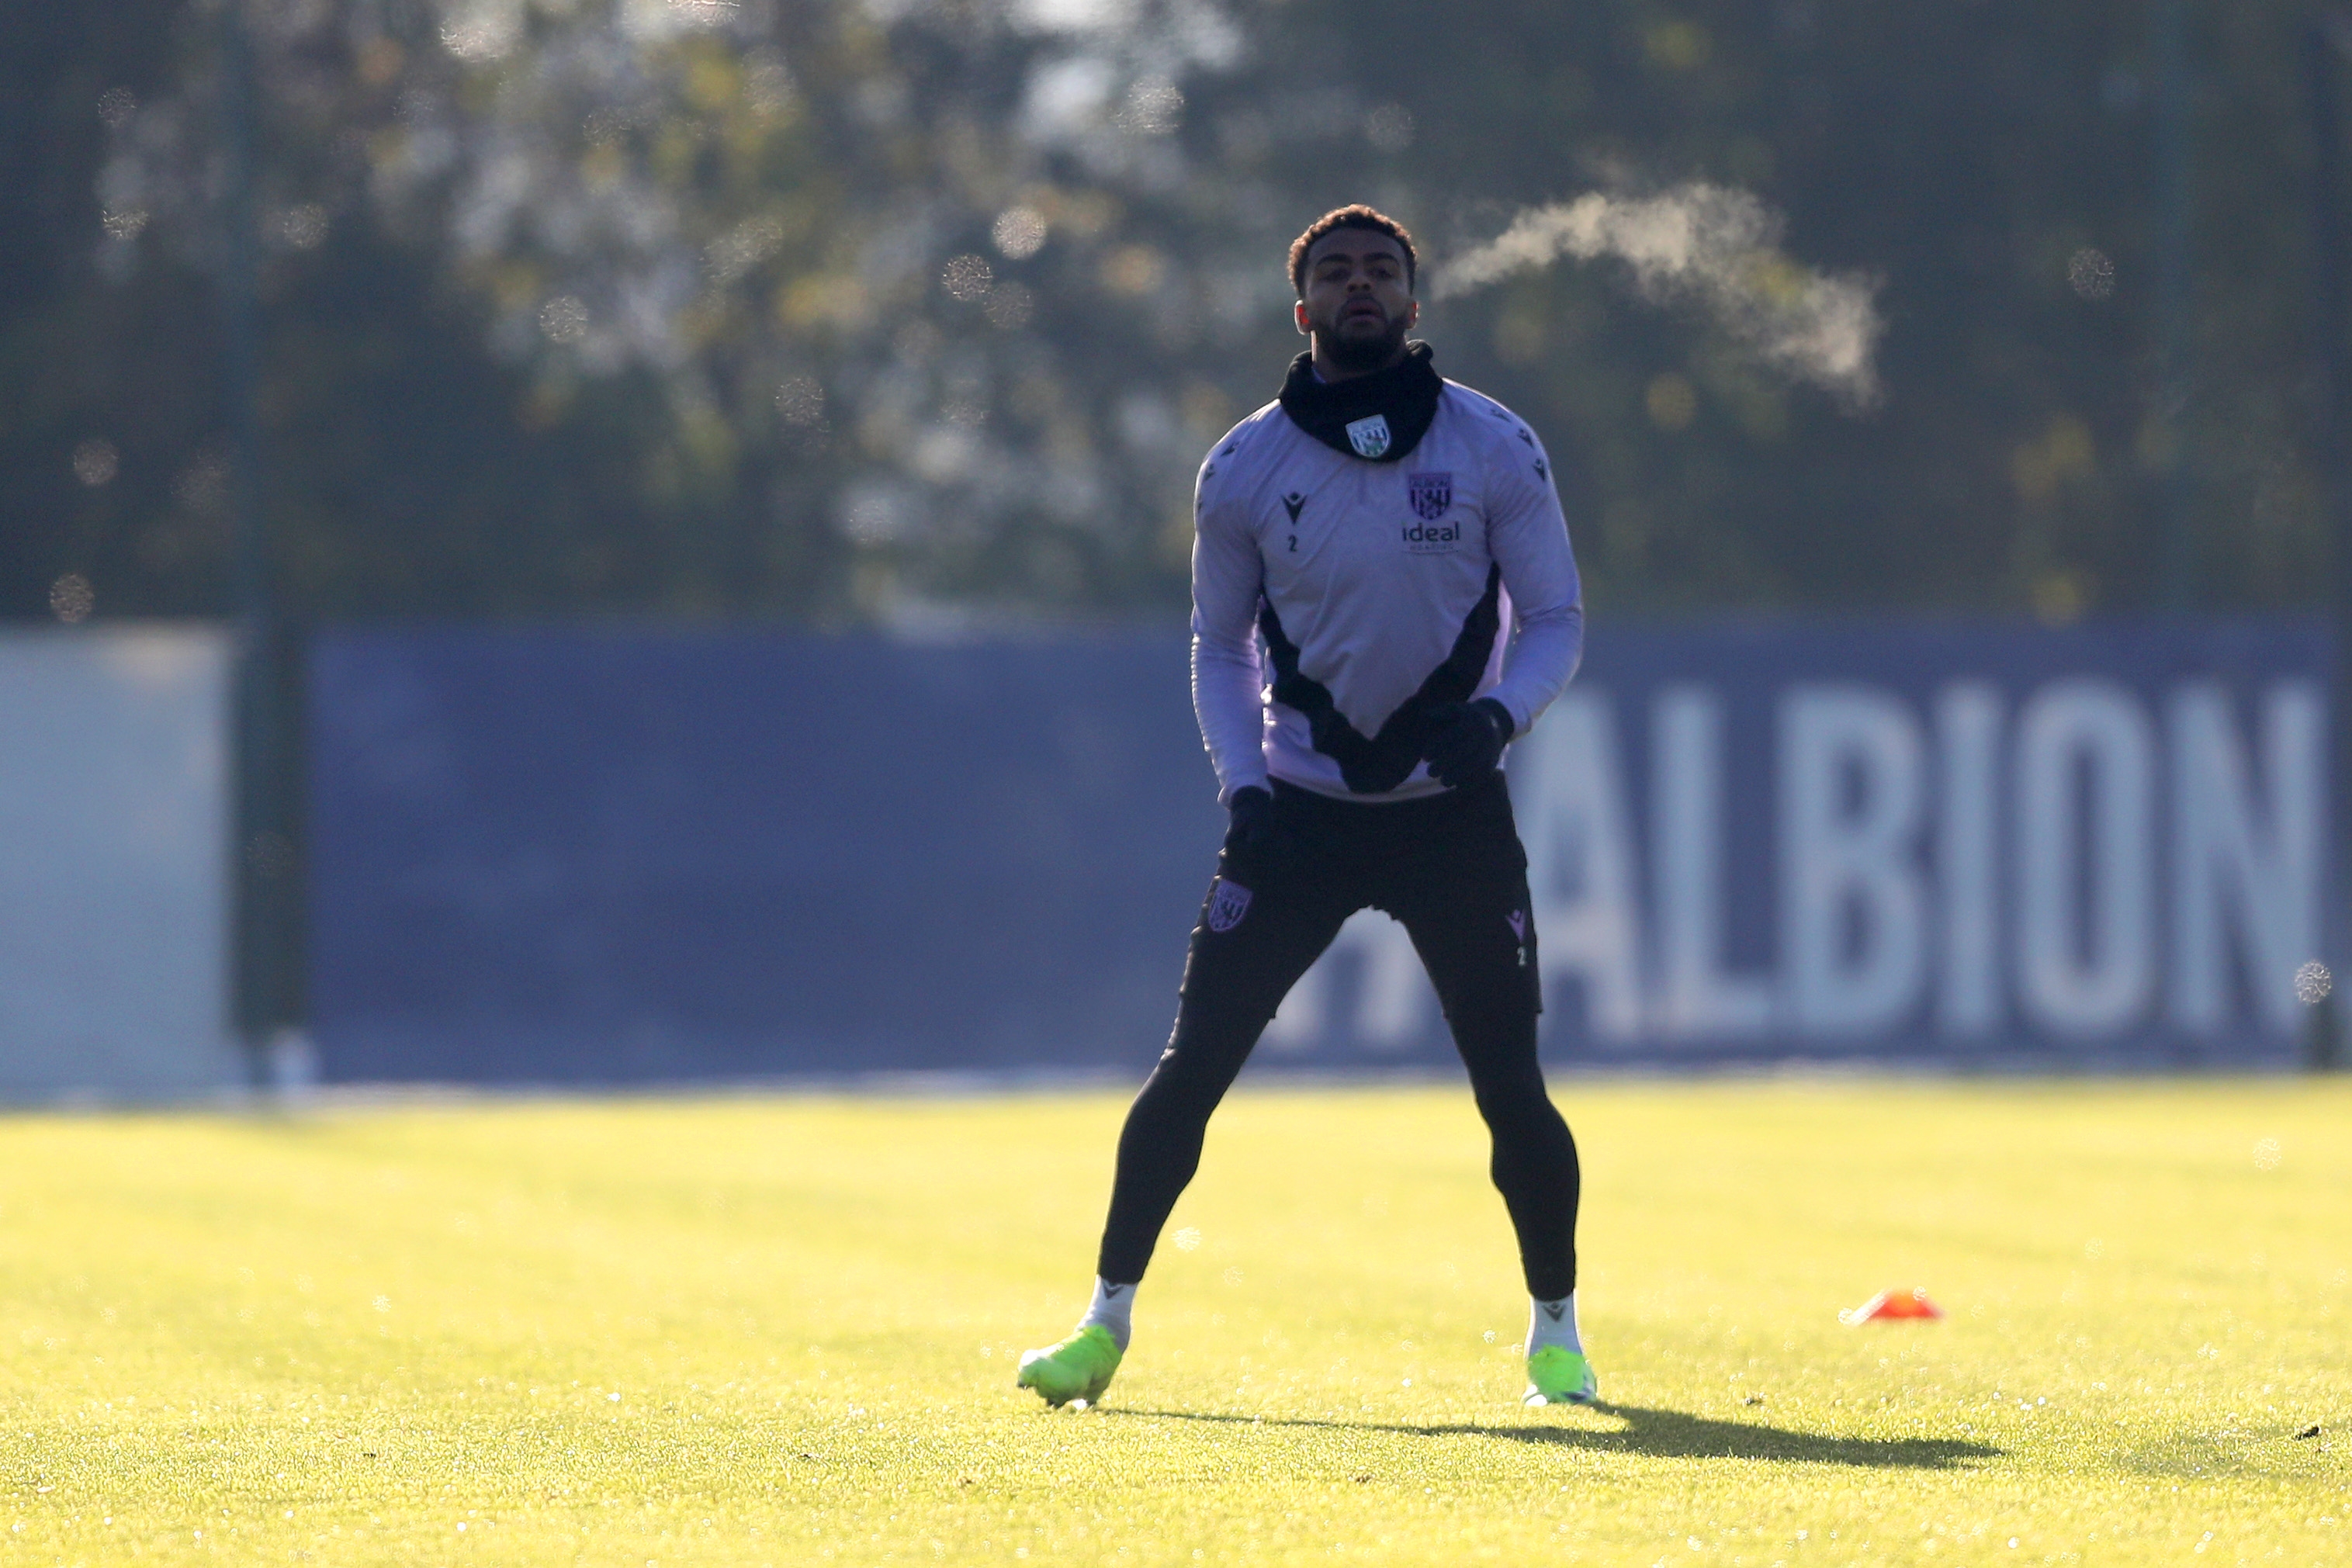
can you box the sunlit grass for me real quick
[0,1079,2344,1565]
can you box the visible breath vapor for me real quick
[1437,184,1884,407]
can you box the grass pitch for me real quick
[0,1081,2344,1566]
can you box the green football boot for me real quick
[1522,1345,1598,1407]
[1016,1324,1123,1408]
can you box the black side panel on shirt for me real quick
[1276,341,1443,463]
[1257,564,1503,794]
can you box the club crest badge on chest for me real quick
[1408,471,1452,520]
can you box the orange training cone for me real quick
[1838,1287,1945,1324]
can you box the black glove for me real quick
[1213,785,1288,884]
[1422,697,1515,788]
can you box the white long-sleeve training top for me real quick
[1190,377,1585,805]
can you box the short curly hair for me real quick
[1287,205,1418,296]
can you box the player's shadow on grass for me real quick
[1107,1404,1998,1470]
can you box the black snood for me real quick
[1276,341,1443,463]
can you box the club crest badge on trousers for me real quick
[1205,877,1253,933]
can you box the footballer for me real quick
[1018,205,1594,1410]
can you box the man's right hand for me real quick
[1221,785,1291,878]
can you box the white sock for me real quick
[1527,1291,1583,1355]
[1079,1276,1134,1352]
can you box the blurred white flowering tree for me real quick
[15,0,2338,623]
[92,0,1292,619]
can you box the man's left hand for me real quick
[1422,697,1515,788]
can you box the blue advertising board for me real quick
[1276,620,2333,1071]
[309,619,2333,1083]
[308,626,1224,1084]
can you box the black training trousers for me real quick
[1096,774,1580,1300]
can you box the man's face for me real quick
[1295,230,1418,372]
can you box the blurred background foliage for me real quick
[1,0,2340,627]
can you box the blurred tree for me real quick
[2,0,2339,626]
[1224,0,2333,621]
[0,0,207,621]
